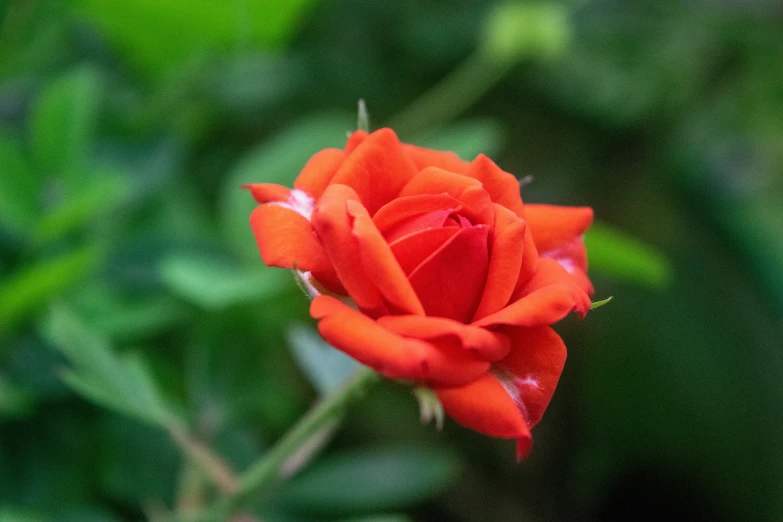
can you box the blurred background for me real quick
[1,0,782,521]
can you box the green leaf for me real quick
[279,446,460,514]
[287,325,361,395]
[590,296,614,310]
[73,0,315,80]
[0,508,47,522]
[0,376,36,419]
[159,253,287,310]
[66,285,187,341]
[45,306,179,427]
[0,246,101,332]
[34,172,129,242]
[219,113,354,260]
[585,221,673,289]
[30,66,101,177]
[414,119,505,161]
[0,132,40,234]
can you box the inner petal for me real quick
[407,224,491,323]
[384,209,458,243]
[390,226,460,274]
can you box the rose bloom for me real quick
[247,128,593,458]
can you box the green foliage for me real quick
[45,306,180,427]
[585,222,673,289]
[0,247,101,332]
[160,253,286,310]
[30,66,101,178]
[287,325,360,395]
[278,447,460,514]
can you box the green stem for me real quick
[200,367,379,521]
[384,49,514,136]
[168,425,240,494]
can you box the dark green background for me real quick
[0,1,781,521]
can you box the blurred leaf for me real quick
[220,113,354,260]
[279,446,460,514]
[67,285,187,341]
[73,0,315,80]
[0,508,47,522]
[340,517,412,522]
[483,2,571,63]
[0,246,101,332]
[30,66,101,177]
[287,325,360,395]
[585,221,672,289]
[159,253,286,309]
[414,119,505,161]
[0,132,40,233]
[35,172,129,242]
[45,306,180,427]
[97,415,179,506]
[0,376,35,419]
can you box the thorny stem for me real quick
[195,367,379,521]
[168,425,240,495]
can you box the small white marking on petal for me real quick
[516,376,540,389]
[272,189,314,221]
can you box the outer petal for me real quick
[465,155,525,218]
[311,296,489,386]
[373,193,465,238]
[398,167,495,225]
[347,200,425,316]
[311,184,385,315]
[294,149,347,199]
[516,258,591,317]
[408,225,490,323]
[472,204,527,321]
[524,204,593,253]
[344,130,368,154]
[330,128,418,215]
[378,315,511,361]
[403,144,470,174]
[244,183,291,204]
[494,326,566,429]
[435,373,532,444]
[473,259,590,328]
[250,204,329,272]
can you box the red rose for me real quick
[247,128,593,458]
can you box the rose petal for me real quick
[347,200,425,316]
[244,183,291,204]
[494,326,566,428]
[378,315,511,361]
[294,148,347,199]
[312,184,385,315]
[398,167,495,225]
[311,296,489,386]
[250,204,326,270]
[373,193,466,237]
[403,144,470,174]
[344,130,368,154]
[330,128,418,214]
[465,155,525,218]
[524,204,593,252]
[408,225,490,323]
[383,209,457,243]
[435,373,532,442]
[389,227,460,274]
[475,259,591,328]
[472,204,527,321]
